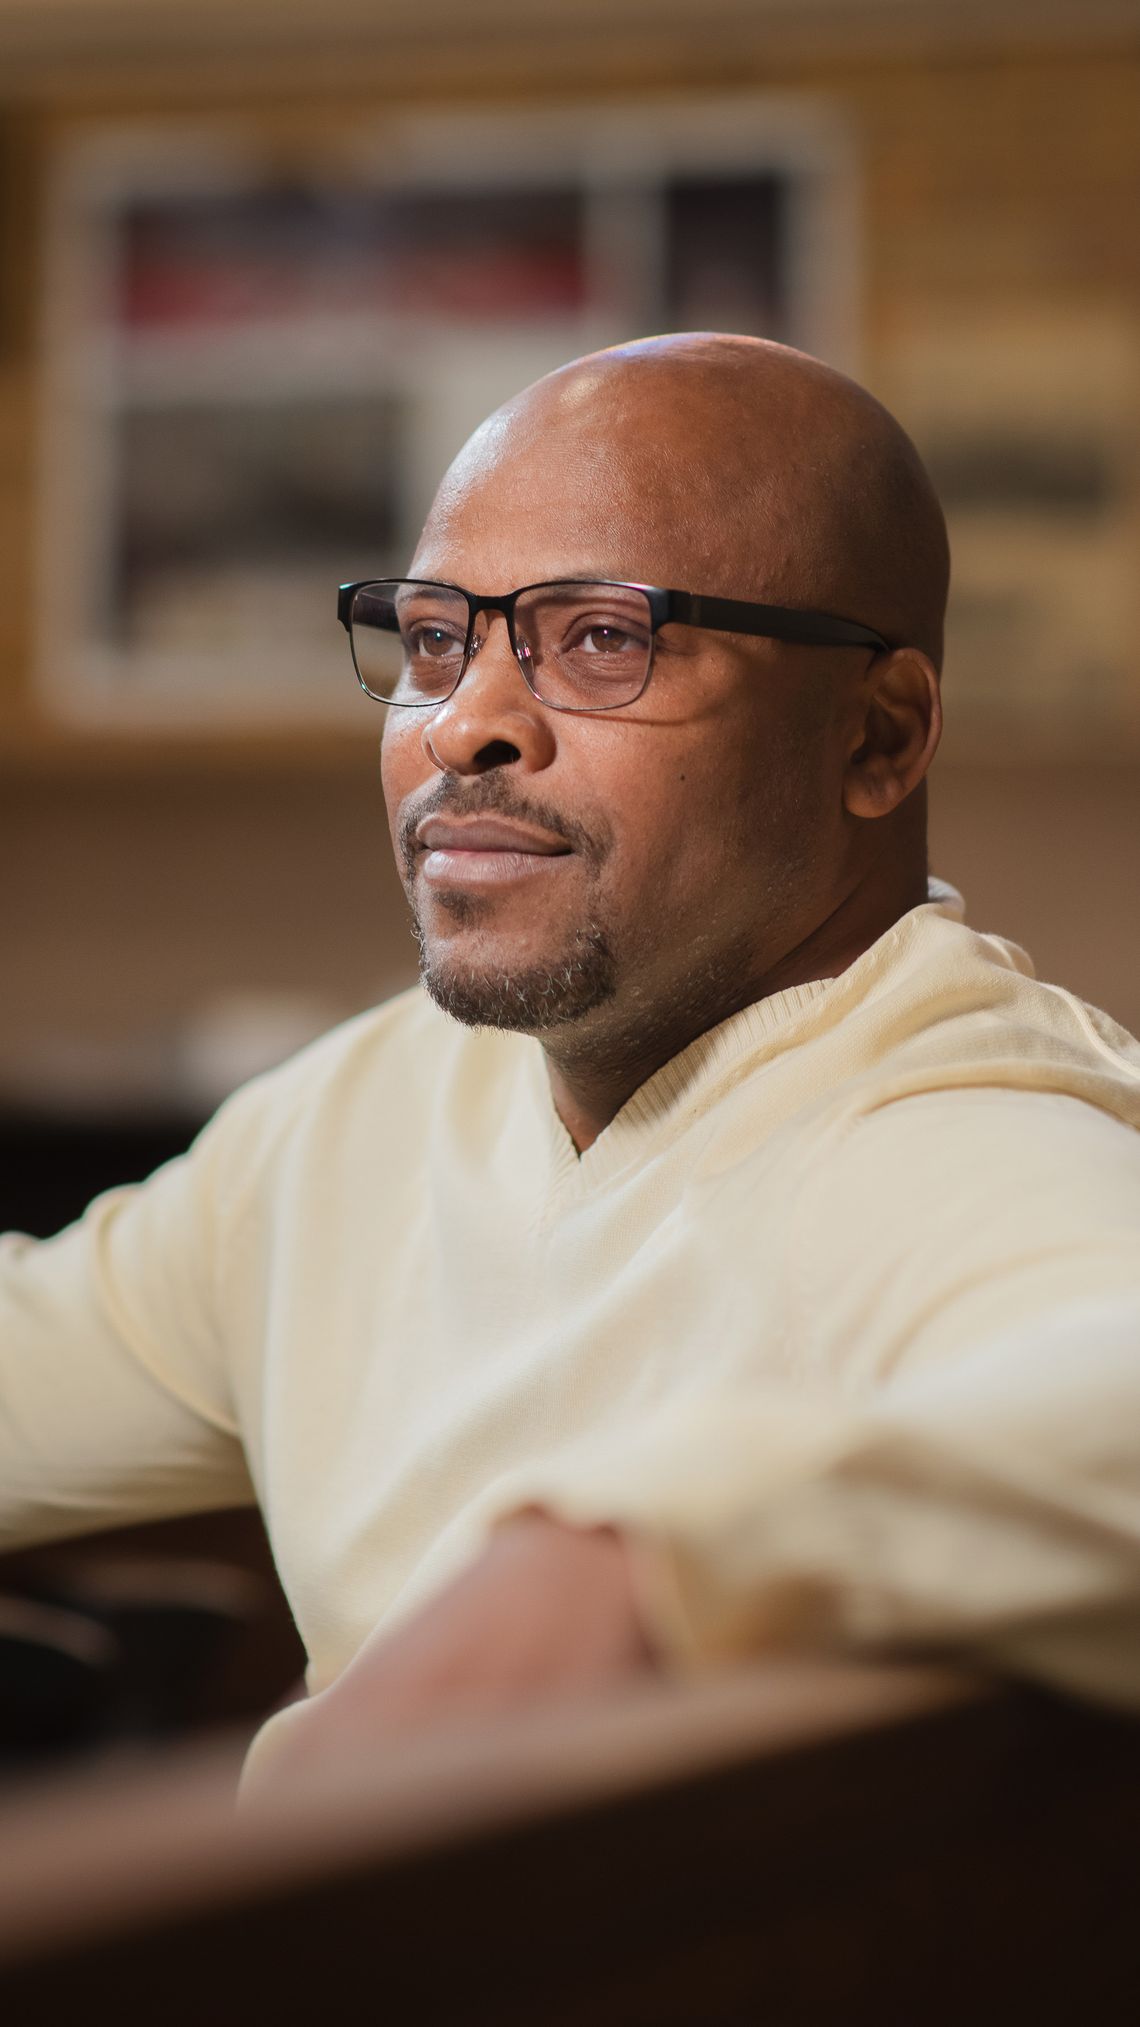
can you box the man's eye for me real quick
[576,624,641,654]
[407,624,463,658]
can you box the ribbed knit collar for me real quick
[536,877,968,1191]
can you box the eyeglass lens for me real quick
[349,581,654,710]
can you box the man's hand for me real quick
[258,1512,658,1790]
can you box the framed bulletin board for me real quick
[34,98,859,733]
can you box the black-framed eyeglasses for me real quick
[337,577,891,714]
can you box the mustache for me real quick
[398,773,609,880]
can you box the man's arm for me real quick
[244,1088,1140,1792]
[0,1110,254,1552]
[492,1091,1140,1704]
[241,1511,654,1794]
[245,1283,1140,1799]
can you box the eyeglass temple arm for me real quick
[664,591,890,653]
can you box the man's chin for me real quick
[416,926,617,1035]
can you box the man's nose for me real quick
[420,614,557,776]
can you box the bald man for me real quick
[2,336,1139,1792]
[380,334,945,1148]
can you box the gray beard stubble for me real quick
[411,898,618,1033]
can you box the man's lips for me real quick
[414,814,574,887]
[416,816,572,854]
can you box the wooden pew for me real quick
[1,1657,1139,2025]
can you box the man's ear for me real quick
[843,648,942,820]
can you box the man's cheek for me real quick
[380,727,426,844]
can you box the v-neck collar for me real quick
[534,974,837,1198]
[530,877,968,1200]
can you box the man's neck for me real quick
[543,862,931,1154]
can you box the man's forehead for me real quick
[435,391,688,501]
[413,385,755,590]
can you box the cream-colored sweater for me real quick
[3,878,1140,1720]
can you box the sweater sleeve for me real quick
[485,1089,1140,1707]
[0,1093,259,1551]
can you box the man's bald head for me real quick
[431,332,950,670]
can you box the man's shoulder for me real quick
[834,891,1140,1137]
[196,985,522,1171]
[227,984,510,1111]
[269,984,456,1083]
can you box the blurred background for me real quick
[0,0,1136,1771]
[0,0,1137,1166]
